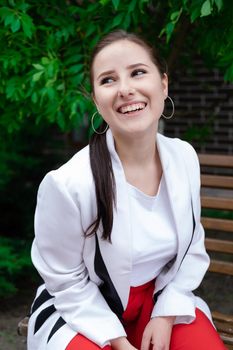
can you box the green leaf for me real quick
[64,54,82,65]
[41,57,50,65]
[56,83,65,91]
[32,63,44,71]
[201,0,212,17]
[170,11,180,21]
[100,0,110,5]
[138,0,148,12]
[0,7,12,22]
[68,64,83,74]
[32,71,44,82]
[123,13,131,29]
[69,72,85,86]
[21,13,34,38]
[112,12,125,27]
[190,7,201,22]
[45,86,56,100]
[214,0,223,11]
[165,22,175,42]
[31,92,38,103]
[4,11,15,26]
[112,0,120,10]
[11,17,20,32]
[85,23,96,38]
[18,3,30,12]
[57,110,66,130]
[8,0,16,7]
[128,0,137,12]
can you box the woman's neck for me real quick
[113,130,162,196]
[113,130,158,168]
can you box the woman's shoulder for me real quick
[157,133,198,159]
[157,133,200,175]
[38,144,93,195]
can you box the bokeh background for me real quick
[0,1,232,349]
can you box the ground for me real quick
[0,274,232,350]
[0,298,29,350]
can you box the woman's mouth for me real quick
[117,102,147,115]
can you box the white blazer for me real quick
[27,130,212,350]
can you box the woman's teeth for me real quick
[119,102,146,114]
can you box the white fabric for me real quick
[27,130,212,349]
[128,176,178,286]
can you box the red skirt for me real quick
[66,280,226,350]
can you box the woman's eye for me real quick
[100,77,114,85]
[132,69,146,77]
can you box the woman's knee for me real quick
[170,309,226,350]
[66,333,112,350]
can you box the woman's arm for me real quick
[32,171,126,347]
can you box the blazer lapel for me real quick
[156,134,194,289]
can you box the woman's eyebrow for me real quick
[97,63,149,81]
[127,63,149,69]
[97,70,115,81]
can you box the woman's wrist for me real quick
[152,315,176,324]
[110,336,128,349]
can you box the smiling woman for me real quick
[92,40,167,140]
[27,30,227,350]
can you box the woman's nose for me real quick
[117,82,135,97]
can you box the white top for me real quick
[128,175,178,286]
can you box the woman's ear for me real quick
[162,73,168,97]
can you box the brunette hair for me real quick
[87,30,166,241]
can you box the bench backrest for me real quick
[198,154,233,276]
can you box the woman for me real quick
[27,30,226,350]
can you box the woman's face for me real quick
[92,40,168,138]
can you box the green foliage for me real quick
[0,120,67,297]
[0,0,232,134]
[0,237,33,297]
[160,0,233,81]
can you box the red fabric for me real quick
[122,280,155,349]
[65,333,111,350]
[170,308,226,350]
[66,280,226,350]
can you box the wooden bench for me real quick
[18,153,233,348]
[198,153,233,350]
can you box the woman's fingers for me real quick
[141,330,152,350]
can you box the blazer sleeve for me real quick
[31,171,126,347]
[151,140,210,324]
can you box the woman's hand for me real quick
[111,336,138,350]
[141,316,175,350]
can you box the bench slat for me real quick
[209,259,233,275]
[213,312,233,323]
[201,196,233,210]
[201,175,233,189]
[201,217,233,233]
[218,333,233,346]
[214,321,233,336]
[205,238,233,254]
[198,154,233,167]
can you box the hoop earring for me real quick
[162,95,175,119]
[91,111,109,135]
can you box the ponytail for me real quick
[87,125,116,242]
